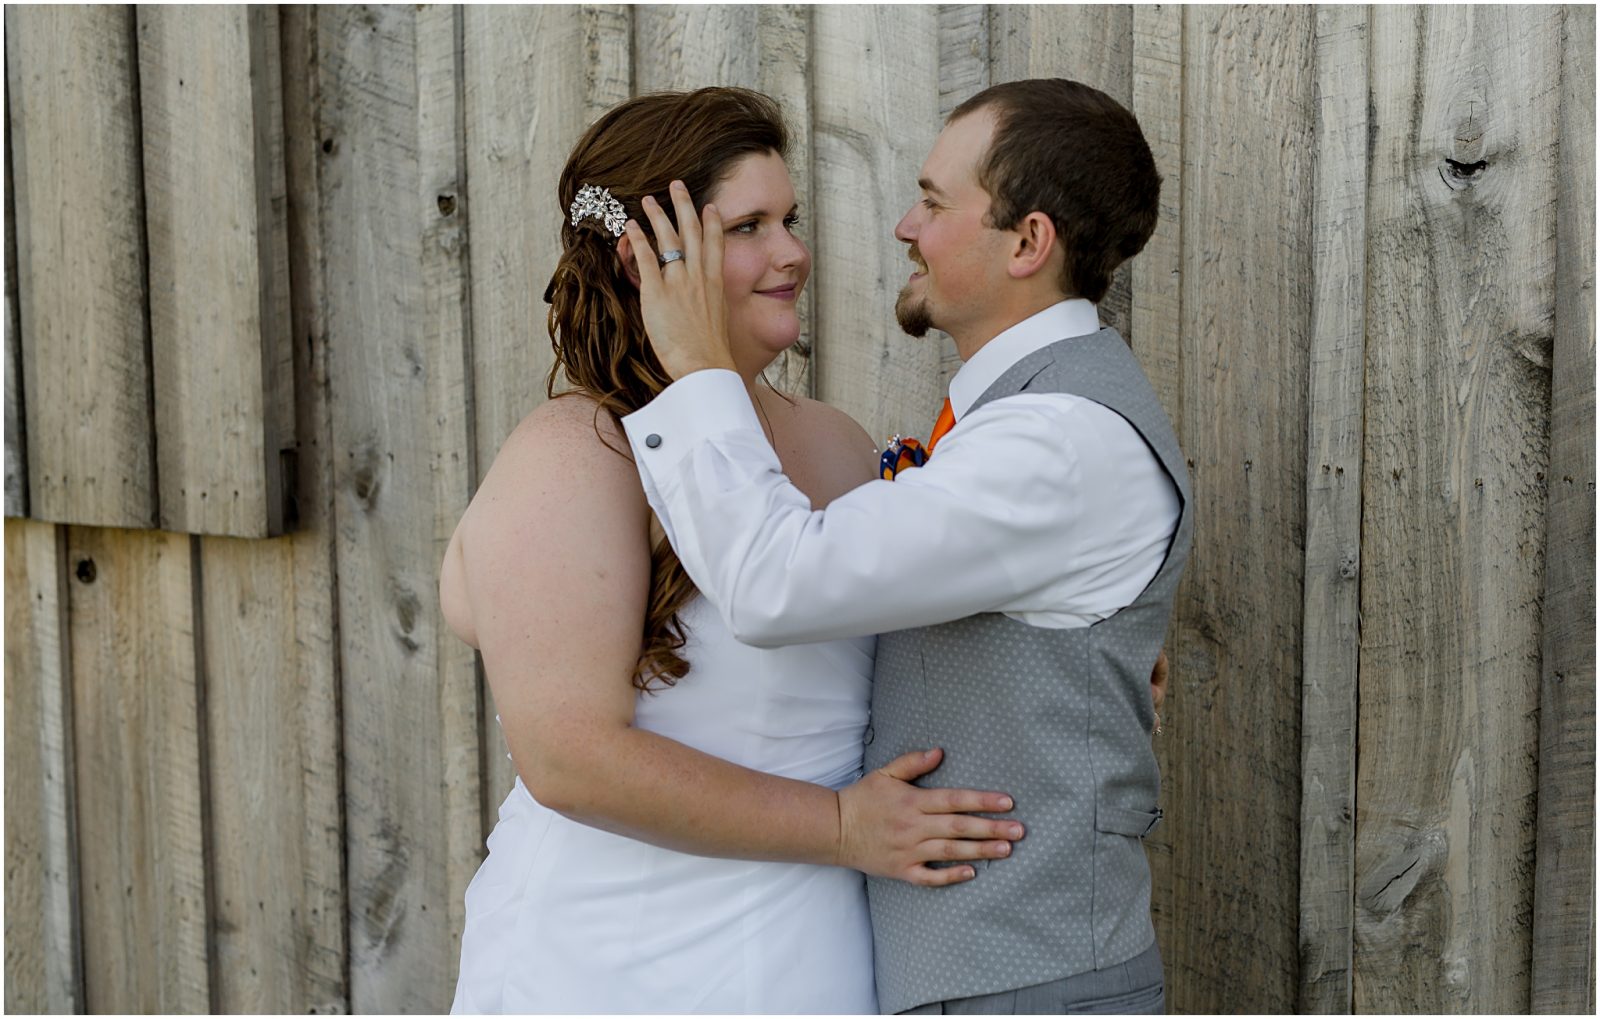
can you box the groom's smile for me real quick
[892,106,1014,350]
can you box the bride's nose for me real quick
[773,228,809,271]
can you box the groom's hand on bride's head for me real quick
[835,748,1024,887]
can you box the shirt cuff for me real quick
[621,368,766,475]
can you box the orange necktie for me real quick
[927,398,956,454]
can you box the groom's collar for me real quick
[947,299,1100,418]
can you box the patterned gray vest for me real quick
[864,328,1193,1013]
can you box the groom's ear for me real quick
[1007,210,1059,281]
[616,233,643,289]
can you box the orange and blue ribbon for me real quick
[879,436,927,480]
[880,399,956,481]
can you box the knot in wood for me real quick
[1440,158,1489,191]
[1338,550,1358,579]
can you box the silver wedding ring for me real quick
[659,249,685,266]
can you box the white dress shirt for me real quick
[622,299,1181,647]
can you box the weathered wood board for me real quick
[269,9,349,1008]
[1297,7,1368,1013]
[812,5,943,444]
[138,6,294,538]
[67,527,208,1013]
[1162,6,1314,1012]
[1531,4,1596,1013]
[3,519,80,1013]
[1128,4,1186,997]
[634,5,760,91]
[319,6,480,1010]
[199,35,348,990]
[1356,6,1560,1012]
[5,6,155,529]
[5,84,26,519]
[198,532,344,1013]
[1129,4,1183,416]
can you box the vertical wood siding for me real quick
[1167,9,1315,1011]
[1297,6,1368,1012]
[3,520,79,1012]
[3,5,1592,1014]
[138,6,294,538]
[6,7,155,529]
[67,528,209,1012]
[4,97,26,519]
[1531,6,1597,1013]
[317,6,481,1009]
[1355,7,1560,1012]
[813,5,941,442]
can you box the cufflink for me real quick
[644,433,662,449]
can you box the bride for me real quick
[439,87,1023,1014]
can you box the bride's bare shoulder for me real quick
[442,394,646,646]
[468,394,637,503]
[499,392,631,464]
[774,393,878,497]
[792,395,877,459]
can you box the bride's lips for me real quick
[756,284,798,300]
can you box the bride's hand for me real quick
[625,180,737,380]
[835,748,1024,886]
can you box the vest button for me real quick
[863,724,875,745]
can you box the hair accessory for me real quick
[659,249,685,266]
[570,184,627,238]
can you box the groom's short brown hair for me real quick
[950,79,1160,304]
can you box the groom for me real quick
[623,79,1188,1015]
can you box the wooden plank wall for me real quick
[1298,6,1367,1011]
[3,5,1593,1014]
[1532,7,1597,1013]
[1357,7,1560,1012]
[6,6,155,530]
[139,6,294,538]
[317,6,481,1010]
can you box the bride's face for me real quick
[705,151,810,370]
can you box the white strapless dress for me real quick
[451,597,878,1014]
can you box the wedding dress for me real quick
[451,596,877,1014]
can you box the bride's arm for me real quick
[455,396,1020,886]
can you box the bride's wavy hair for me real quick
[544,87,789,691]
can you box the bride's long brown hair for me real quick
[544,87,789,691]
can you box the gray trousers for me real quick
[897,941,1164,1015]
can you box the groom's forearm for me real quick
[517,720,844,867]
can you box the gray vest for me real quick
[864,328,1193,1014]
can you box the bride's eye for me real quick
[783,213,801,231]
[731,220,760,235]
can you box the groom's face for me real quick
[893,108,1010,340]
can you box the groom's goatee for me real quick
[896,288,933,338]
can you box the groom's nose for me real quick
[894,206,917,244]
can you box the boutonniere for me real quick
[879,435,928,481]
